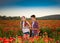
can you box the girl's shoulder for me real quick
[26,20,29,23]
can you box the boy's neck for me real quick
[33,20,36,22]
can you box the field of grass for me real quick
[0,20,60,43]
[0,20,60,30]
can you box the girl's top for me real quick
[21,21,30,33]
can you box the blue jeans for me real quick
[31,30,38,37]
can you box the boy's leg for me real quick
[32,30,39,36]
[35,32,39,36]
[31,30,35,37]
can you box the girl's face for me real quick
[21,17,26,21]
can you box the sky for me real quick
[0,0,60,18]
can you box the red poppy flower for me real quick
[44,37,49,43]
[56,40,59,43]
[9,37,14,42]
[18,36,22,39]
[29,37,34,42]
[0,37,3,41]
[49,38,53,42]
[18,36,22,40]
[3,38,9,43]
[34,36,40,40]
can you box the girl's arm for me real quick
[26,21,31,29]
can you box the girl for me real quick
[20,16,31,39]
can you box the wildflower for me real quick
[29,37,34,43]
[9,37,14,43]
[3,38,9,43]
[34,36,40,40]
[0,37,3,41]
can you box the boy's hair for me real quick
[31,15,36,18]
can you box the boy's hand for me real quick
[37,28,40,33]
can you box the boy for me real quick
[31,15,39,37]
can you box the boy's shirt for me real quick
[32,21,39,30]
[32,21,39,36]
[32,21,34,28]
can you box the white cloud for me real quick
[0,7,60,18]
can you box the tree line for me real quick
[0,16,21,20]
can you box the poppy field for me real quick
[0,20,60,43]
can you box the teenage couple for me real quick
[20,15,39,39]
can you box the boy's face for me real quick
[31,17,35,21]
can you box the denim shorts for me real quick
[23,32,30,34]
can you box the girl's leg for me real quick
[25,32,30,40]
[23,34,27,40]
[23,32,30,40]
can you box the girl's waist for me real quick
[22,27,29,29]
